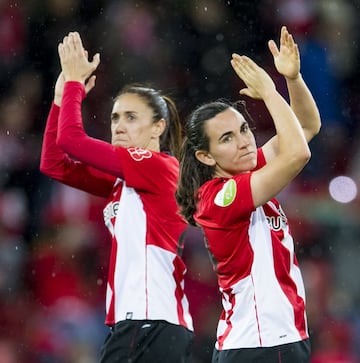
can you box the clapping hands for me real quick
[58,32,100,84]
[230,54,276,101]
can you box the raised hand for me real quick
[230,54,276,100]
[54,72,65,106]
[268,25,300,80]
[58,32,100,83]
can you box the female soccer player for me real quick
[40,32,193,363]
[176,26,320,363]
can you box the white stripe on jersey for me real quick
[113,184,147,320]
[216,206,306,349]
[105,182,193,329]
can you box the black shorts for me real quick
[212,339,311,363]
[99,320,194,363]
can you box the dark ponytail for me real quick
[162,96,182,160]
[176,137,214,225]
[176,100,232,225]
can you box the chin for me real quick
[113,141,128,147]
[250,160,258,170]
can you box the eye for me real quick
[126,112,137,121]
[220,134,233,143]
[223,135,232,143]
[240,122,249,133]
[111,113,118,123]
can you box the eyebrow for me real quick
[218,120,248,141]
[218,130,233,141]
[111,110,138,117]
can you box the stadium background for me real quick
[1,0,360,362]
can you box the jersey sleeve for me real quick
[57,81,125,178]
[195,172,255,228]
[115,147,178,194]
[40,102,116,198]
[195,148,267,227]
[256,147,266,170]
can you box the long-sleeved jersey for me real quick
[40,82,193,331]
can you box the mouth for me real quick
[112,139,128,146]
[240,151,255,158]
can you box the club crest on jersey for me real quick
[127,147,152,161]
[104,201,119,224]
[214,179,237,207]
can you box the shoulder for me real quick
[116,147,177,165]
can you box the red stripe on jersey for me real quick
[105,225,118,325]
[173,257,186,326]
[272,239,307,338]
[252,274,263,346]
[218,290,236,350]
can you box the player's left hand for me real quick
[268,25,300,80]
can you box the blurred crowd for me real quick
[1,0,360,362]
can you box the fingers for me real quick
[280,25,287,47]
[231,54,258,75]
[85,75,96,94]
[231,54,258,89]
[231,54,247,79]
[72,32,84,52]
[280,25,297,50]
[57,30,100,82]
[60,32,83,56]
[91,53,101,70]
[268,39,279,57]
[58,42,63,58]
[239,88,251,97]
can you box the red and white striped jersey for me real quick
[194,148,307,349]
[103,147,193,330]
[40,83,193,332]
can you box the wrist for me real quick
[285,73,302,82]
[64,81,87,100]
[261,87,278,103]
[63,75,85,83]
[54,95,62,106]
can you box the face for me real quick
[196,108,257,177]
[110,93,164,150]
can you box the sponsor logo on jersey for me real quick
[214,179,237,207]
[127,147,152,161]
[103,201,119,225]
[266,205,287,231]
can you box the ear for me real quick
[152,118,166,138]
[195,149,216,166]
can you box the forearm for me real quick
[57,81,86,155]
[40,103,115,197]
[58,81,124,177]
[40,102,86,184]
[286,74,321,141]
[264,90,310,163]
[40,103,66,175]
[251,90,311,207]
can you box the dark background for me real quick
[1,0,360,362]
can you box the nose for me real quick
[237,134,250,149]
[113,120,125,134]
